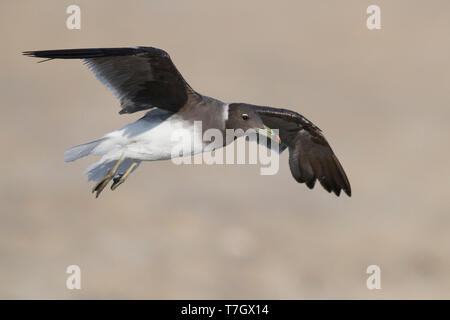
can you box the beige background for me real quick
[1,0,449,299]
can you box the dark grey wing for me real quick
[23,46,200,114]
[255,106,351,197]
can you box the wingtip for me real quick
[22,50,34,56]
[23,50,55,63]
[334,180,352,197]
[341,174,352,197]
[344,186,352,197]
[334,187,351,197]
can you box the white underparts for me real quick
[65,109,203,181]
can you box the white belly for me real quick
[94,111,204,161]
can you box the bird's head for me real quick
[225,103,281,143]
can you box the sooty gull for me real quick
[23,46,351,198]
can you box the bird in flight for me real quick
[24,46,351,198]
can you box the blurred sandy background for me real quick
[1,0,449,299]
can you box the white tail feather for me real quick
[64,138,105,162]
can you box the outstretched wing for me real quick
[23,46,200,114]
[255,106,351,197]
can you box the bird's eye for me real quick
[242,114,249,120]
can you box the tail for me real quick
[64,138,105,162]
[64,135,141,182]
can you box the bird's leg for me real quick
[111,161,138,191]
[92,154,125,198]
